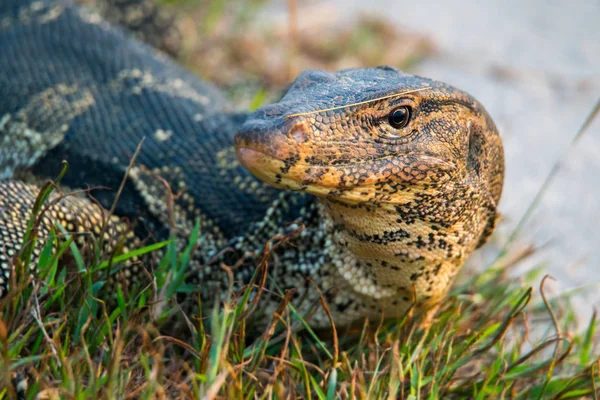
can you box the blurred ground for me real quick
[160,0,435,107]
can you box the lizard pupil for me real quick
[388,106,411,129]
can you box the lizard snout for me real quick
[235,116,308,160]
[235,116,311,191]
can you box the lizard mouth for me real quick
[236,147,281,177]
[236,144,457,203]
[236,147,305,191]
[235,116,311,191]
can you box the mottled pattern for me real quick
[0,0,280,240]
[0,0,504,327]
[0,84,94,179]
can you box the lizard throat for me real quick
[316,196,465,317]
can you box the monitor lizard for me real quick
[0,0,504,328]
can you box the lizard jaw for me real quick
[236,147,304,191]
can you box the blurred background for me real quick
[85,0,600,321]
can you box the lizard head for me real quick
[235,67,504,206]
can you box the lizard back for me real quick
[0,0,286,240]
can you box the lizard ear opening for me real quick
[466,121,485,178]
[476,211,501,249]
[466,119,502,249]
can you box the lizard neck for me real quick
[316,192,472,309]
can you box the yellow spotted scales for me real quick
[0,181,144,297]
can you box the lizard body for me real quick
[0,0,504,327]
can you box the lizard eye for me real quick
[388,106,411,129]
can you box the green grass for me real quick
[0,180,599,399]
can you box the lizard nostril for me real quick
[289,122,309,144]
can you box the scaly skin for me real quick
[0,181,144,298]
[235,67,504,322]
[0,0,504,328]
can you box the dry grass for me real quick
[0,173,599,398]
[160,0,434,108]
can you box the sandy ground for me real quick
[262,0,600,319]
